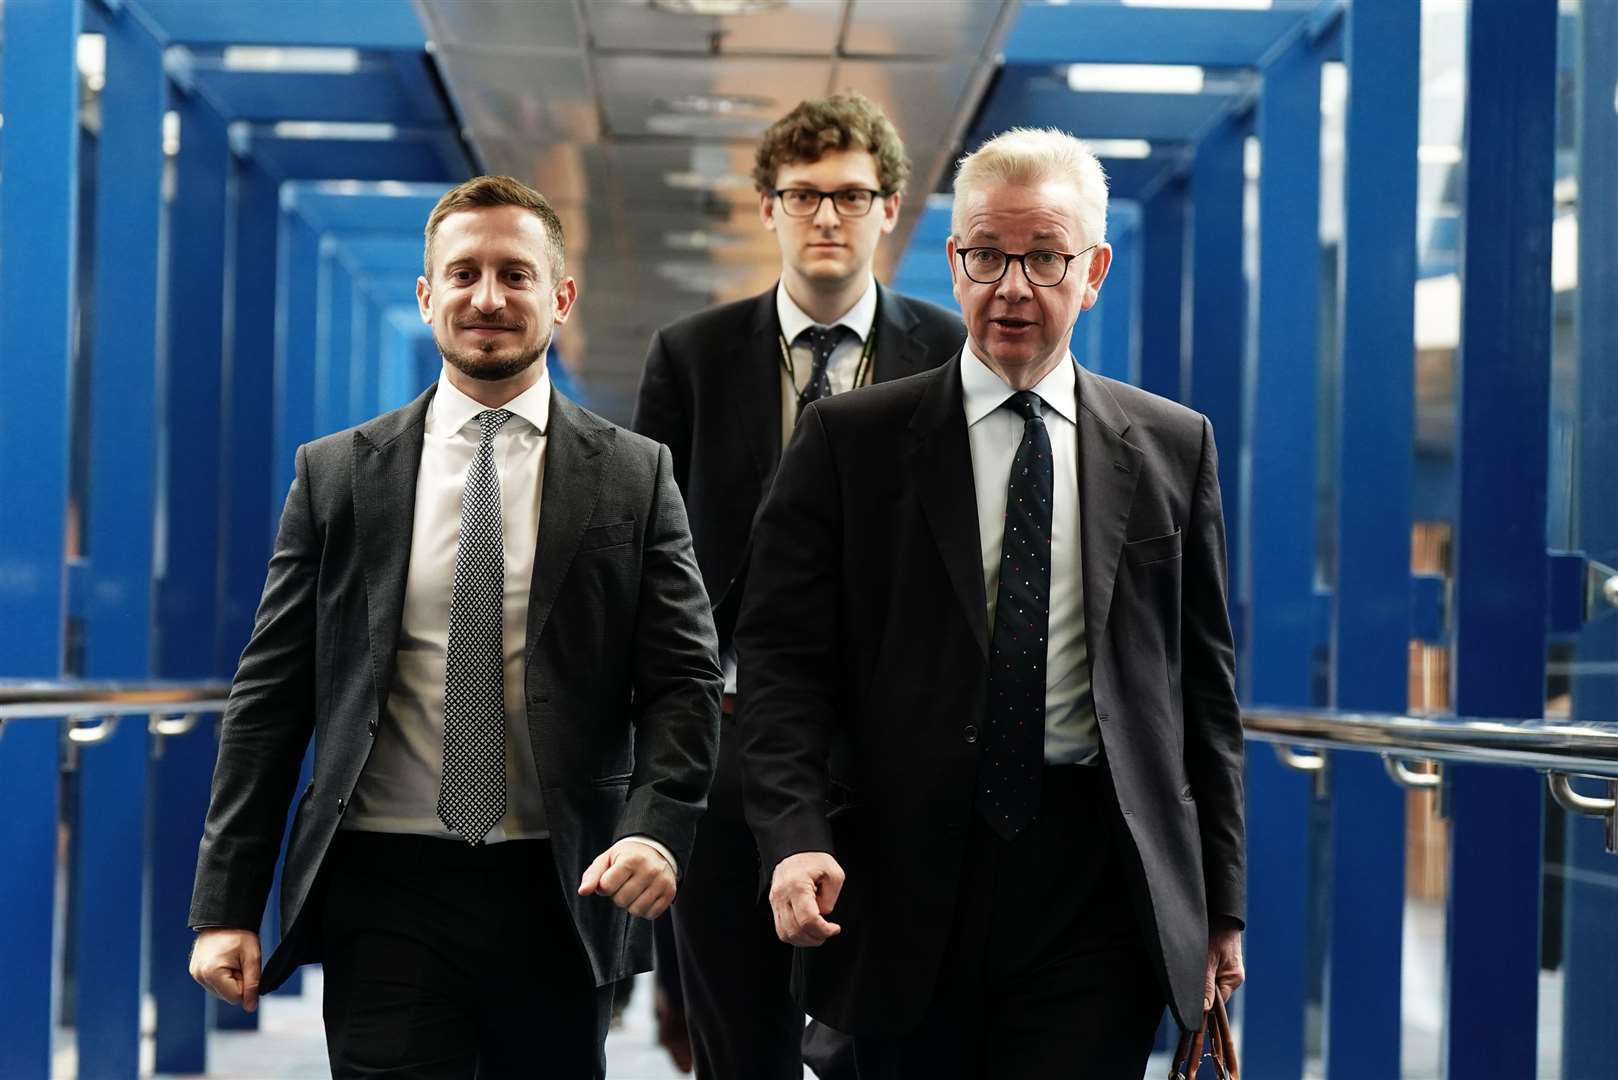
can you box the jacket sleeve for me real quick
[188,443,320,930]
[1181,416,1247,927]
[615,444,723,871]
[630,329,693,499]
[735,404,843,878]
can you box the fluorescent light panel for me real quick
[223,47,361,74]
[1120,0,1274,9]
[1067,64,1205,95]
[273,121,397,141]
[1086,139,1154,159]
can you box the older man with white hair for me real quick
[736,128,1246,1076]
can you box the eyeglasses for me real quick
[772,187,886,218]
[955,243,1099,288]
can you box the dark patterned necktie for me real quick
[795,325,846,414]
[438,408,512,844]
[976,391,1053,840]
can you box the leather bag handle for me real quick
[1169,996,1239,1080]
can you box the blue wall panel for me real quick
[1138,180,1187,403]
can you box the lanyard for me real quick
[776,326,878,400]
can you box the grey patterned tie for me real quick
[795,325,847,415]
[438,408,513,844]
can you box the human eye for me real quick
[782,189,817,211]
[835,189,872,209]
[1030,250,1062,267]
[450,268,475,284]
[966,248,1002,267]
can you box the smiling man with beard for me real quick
[188,175,722,1078]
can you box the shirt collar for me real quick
[429,362,553,438]
[959,344,1079,429]
[775,276,879,345]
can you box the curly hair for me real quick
[752,91,911,196]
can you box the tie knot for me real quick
[797,325,848,359]
[1002,391,1044,423]
[475,409,513,443]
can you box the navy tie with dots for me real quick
[438,408,512,845]
[795,325,845,415]
[976,390,1053,840]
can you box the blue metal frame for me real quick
[1137,178,1187,402]
[1561,1,1618,1073]
[1091,201,1139,385]
[1322,3,1419,1076]
[1444,0,1557,1074]
[1239,33,1323,1080]
[1002,4,1314,67]
[0,0,79,1067]
[76,10,168,1076]
[316,240,356,435]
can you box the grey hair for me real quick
[951,127,1109,243]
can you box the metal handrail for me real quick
[0,680,230,723]
[1244,707,1618,778]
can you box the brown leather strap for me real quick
[1169,997,1239,1080]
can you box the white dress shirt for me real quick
[775,277,878,451]
[960,346,1099,764]
[346,369,676,869]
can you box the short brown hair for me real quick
[422,175,566,281]
[751,92,911,196]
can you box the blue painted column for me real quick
[1240,34,1323,1080]
[0,6,80,1073]
[1187,116,1247,621]
[1138,178,1188,402]
[316,240,355,436]
[1094,201,1139,385]
[276,203,322,500]
[151,87,232,1074]
[1444,1,1557,1076]
[1561,1,1618,1074]
[1322,2,1419,1077]
[76,9,168,1077]
[353,284,385,422]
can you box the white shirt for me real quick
[345,369,676,870]
[960,346,1099,765]
[775,277,878,451]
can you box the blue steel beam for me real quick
[1562,3,1618,1075]
[1444,0,1557,1075]
[1186,116,1246,621]
[0,12,81,1080]
[1003,3,1313,67]
[353,285,386,423]
[974,84,1242,145]
[276,206,323,501]
[316,241,355,436]
[285,183,446,235]
[1322,2,1419,1076]
[128,0,426,48]
[1092,200,1139,385]
[78,10,169,1077]
[1240,33,1323,1080]
[150,86,232,1075]
[1137,178,1187,402]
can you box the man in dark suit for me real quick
[737,128,1246,1076]
[188,175,722,1078]
[632,92,964,1079]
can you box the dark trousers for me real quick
[319,831,614,1079]
[670,706,857,1079]
[852,765,1166,1080]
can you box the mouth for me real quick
[460,324,516,335]
[990,317,1035,331]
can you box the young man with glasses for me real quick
[632,92,963,1079]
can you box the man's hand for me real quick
[1205,916,1245,1011]
[190,928,262,1012]
[768,851,844,947]
[579,839,677,919]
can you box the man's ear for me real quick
[760,191,778,232]
[879,191,902,235]
[551,276,579,324]
[1081,243,1113,311]
[416,276,432,323]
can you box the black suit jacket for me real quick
[735,357,1245,1033]
[188,384,723,993]
[632,283,964,641]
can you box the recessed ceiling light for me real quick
[1417,145,1463,166]
[664,170,754,192]
[650,0,786,14]
[223,46,362,74]
[660,93,776,115]
[1085,139,1154,159]
[77,34,106,92]
[1067,64,1206,95]
[647,113,771,138]
[273,121,397,141]
[664,230,745,251]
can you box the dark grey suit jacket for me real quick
[188,384,723,992]
[737,357,1245,1033]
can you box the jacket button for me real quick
[336,797,347,815]
[367,718,378,735]
[963,724,979,744]
[528,692,544,705]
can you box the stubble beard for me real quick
[437,325,550,382]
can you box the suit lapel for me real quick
[732,289,784,484]
[524,389,614,660]
[352,386,434,724]
[1075,363,1141,661]
[908,358,989,659]
[871,284,927,384]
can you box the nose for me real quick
[811,194,841,230]
[995,258,1034,303]
[471,273,505,315]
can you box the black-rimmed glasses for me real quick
[772,187,886,218]
[955,243,1099,287]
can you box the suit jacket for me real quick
[188,384,723,993]
[632,283,964,643]
[735,356,1245,1034]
